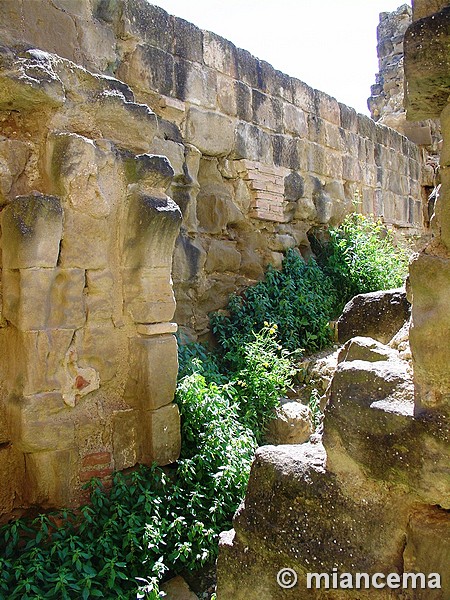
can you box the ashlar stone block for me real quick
[2,268,86,331]
[141,403,181,466]
[185,107,235,156]
[122,267,176,323]
[7,393,75,453]
[24,448,77,507]
[125,334,178,410]
[112,409,141,471]
[122,191,182,270]
[1,194,63,268]
[5,328,74,396]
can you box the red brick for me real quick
[82,452,111,467]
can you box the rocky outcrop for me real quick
[336,287,410,344]
[0,0,427,341]
[265,399,313,445]
[217,337,449,598]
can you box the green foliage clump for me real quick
[211,250,337,355]
[0,328,294,600]
[310,213,409,313]
[213,214,408,356]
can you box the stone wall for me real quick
[0,0,426,341]
[0,47,182,517]
[368,3,440,205]
[0,0,431,516]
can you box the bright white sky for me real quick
[151,0,411,115]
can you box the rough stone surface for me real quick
[0,41,182,515]
[0,0,428,343]
[217,5,450,595]
[0,0,436,522]
[161,576,199,600]
[337,288,410,344]
[265,399,313,445]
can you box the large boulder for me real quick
[265,399,313,445]
[337,288,410,344]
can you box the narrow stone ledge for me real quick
[137,322,178,336]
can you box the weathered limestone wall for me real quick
[368,4,440,205]
[0,48,182,517]
[0,0,426,340]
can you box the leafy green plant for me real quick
[0,328,294,600]
[308,388,323,431]
[310,213,409,313]
[211,250,337,356]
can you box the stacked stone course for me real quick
[0,47,182,515]
[0,0,427,340]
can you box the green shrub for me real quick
[310,213,409,312]
[211,250,337,355]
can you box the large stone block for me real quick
[141,403,181,466]
[48,132,117,219]
[172,233,207,283]
[125,334,178,410]
[205,240,241,273]
[1,194,63,268]
[85,269,115,323]
[217,75,252,121]
[409,254,450,404]
[0,138,30,205]
[217,443,413,599]
[0,42,65,110]
[5,328,74,396]
[149,139,185,181]
[7,393,75,453]
[203,30,238,77]
[119,43,175,97]
[75,325,120,383]
[282,103,308,137]
[58,209,112,269]
[403,506,450,599]
[122,267,176,323]
[24,448,78,507]
[173,16,203,62]
[258,61,293,103]
[337,288,410,345]
[122,0,173,50]
[185,107,235,156]
[234,121,273,163]
[404,5,450,119]
[122,191,182,269]
[252,90,283,133]
[2,268,86,331]
[123,153,174,191]
[0,444,25,518]
[112,409,141,471]
[175,58,217,108]
[196,183,242,233]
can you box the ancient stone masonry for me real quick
[0,47,182,516]
[0,0,436,517]
[217,2,450,597]
[0,0,427,341]
[368,3,441,223]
